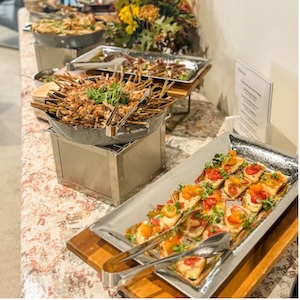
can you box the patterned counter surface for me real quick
[19,8,297,298]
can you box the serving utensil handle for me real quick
[101,232,230,288]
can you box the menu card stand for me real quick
[233,59,273,143]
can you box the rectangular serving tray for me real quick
[90,131,298,298]
[70,45,210,83]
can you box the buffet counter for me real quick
[19,8,297,298]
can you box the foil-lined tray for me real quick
[90,132,298,298]
[69,45,210,83]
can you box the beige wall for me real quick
[192,0,298,154]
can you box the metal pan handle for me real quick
[22,23,32,31]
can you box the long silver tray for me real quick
[69,45,209,83]
[90,132,298,298]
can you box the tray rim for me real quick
[90,131,298,298]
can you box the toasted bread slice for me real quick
[243,162,266,183]
[175,256,207,281]
[260,171,288,196]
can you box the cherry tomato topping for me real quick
[206,168,223,181]
[251,190,268,204]
[161,205,177,218]
[139,223,153,237]
[228,184,238,196]
[164,235,182,254]
[245,164,262,175]
[183,257,201,266]
[208,225,227,237]
[203,197,217,210]
[150,218,160,226]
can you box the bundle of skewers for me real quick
[31,71,177,130]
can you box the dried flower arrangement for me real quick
[104,0,198,54]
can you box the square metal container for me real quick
[34,42,103,71]
[50,126,166,207]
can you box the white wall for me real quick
[192,0,298,154]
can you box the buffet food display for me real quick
[91,132,298,298]
[25,3,297,297]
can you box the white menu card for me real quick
[234,59,273,143]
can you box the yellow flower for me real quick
[126,21,138,35]
[139,4,160,22]
[119,5,140,25]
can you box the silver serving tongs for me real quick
[101,231,230,288]
[66,57,128,71]
[105,88,151,137]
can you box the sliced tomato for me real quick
[224,165,232,173]
[251,190,268,204]
[149,218,160,226]
[203,197,217,210]
[183,257,201,266]
[206,168,223,181]
[228,184,238,196]
[245,164,262,175]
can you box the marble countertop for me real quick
[19,8,297,298]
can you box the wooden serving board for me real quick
[67,199,297,298]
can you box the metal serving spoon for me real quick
[101,232,230,288]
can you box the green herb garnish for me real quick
[86,83,129,105]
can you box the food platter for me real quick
[31,72,176,146]
[69,45,210,83]
[24,14,105,49]
[90,131,298,298]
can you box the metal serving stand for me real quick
[166,64,212,130]
[50,125,166,207]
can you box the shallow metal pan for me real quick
[90,131,298,298]
[47,111,166,146]
[24,24,104,49]
[70,45,210,83]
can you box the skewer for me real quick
[31,72,177,128]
